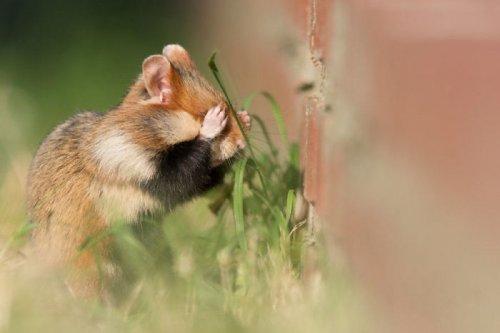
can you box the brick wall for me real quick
[327,2,500,332]
[202,1,500,331]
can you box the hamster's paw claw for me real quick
[200,104,227,140]
[237,110,251,130]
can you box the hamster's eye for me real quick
[140,89,150,99]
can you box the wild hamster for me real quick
[26,44,251,297]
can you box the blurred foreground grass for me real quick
[0,65,370,332]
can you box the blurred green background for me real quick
[0,0,201,144]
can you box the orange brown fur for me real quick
[26,44,245,297]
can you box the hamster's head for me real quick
[137,44,246,166]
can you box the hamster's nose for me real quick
[236,139,246,150]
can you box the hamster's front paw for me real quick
[237,110,251,131]
[200,104,228,140]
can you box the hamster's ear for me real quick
[142,55,172,104]
[162,44,196,70]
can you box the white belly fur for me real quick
[90,180,162,223]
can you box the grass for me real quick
[0,57,369,332]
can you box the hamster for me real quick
[26,44,251,297]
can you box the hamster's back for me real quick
[27,112,103,264]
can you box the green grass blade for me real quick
[249,114,279,158]
[209,52,247,143]
[285,189,296,227]
[289,143,300,170]
[241,91,258,110]
[262,91,288,147]
[0,221,36,258]
[277,189,296,259]
[208,52,270,198]
[233,158,248,251]
[243,91,289,147]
